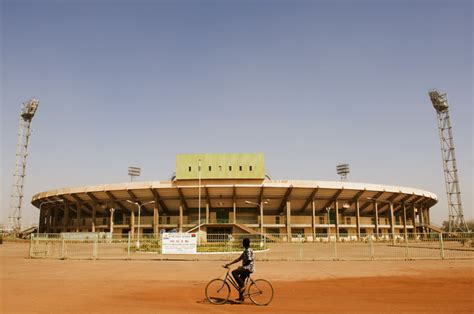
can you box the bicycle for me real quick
[205,265,274,306]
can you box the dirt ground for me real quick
[1,242,473,313]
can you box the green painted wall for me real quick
[176,153,265,180]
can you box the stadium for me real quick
[31,153,438,240]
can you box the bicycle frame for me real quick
[220,267,256,297]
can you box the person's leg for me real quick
[232,267,247,301]
[240,269,250,287]
[232,268,245,289]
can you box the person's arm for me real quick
[225,252,243,267]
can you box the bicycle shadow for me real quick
[197,298,253,306]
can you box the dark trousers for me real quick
[232,267,250,290]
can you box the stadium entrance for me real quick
[207,227,232,235]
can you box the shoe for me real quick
[235,296,244,303]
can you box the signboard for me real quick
[161,232,197,254]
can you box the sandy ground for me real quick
[1,242,473,313]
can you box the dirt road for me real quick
[1,242,473,313]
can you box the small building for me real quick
[32,153,437,240]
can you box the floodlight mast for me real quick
[336,164,350,181]
[128,166,141,182]
[428,89,469,233]
[9,98,39,234]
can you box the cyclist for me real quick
[224,237,254,302]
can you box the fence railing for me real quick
[28,232,474,261]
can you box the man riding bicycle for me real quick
[224,238,254,302]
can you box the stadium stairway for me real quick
[231,224,280,243]
[19,226,38,239]
[185,223,280,243]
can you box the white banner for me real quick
[161,232,197,254]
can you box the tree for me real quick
[440,219,473,232]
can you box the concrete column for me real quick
[418,204,425,235]
[179,204,183,232]
[206,203,209,224]
[418,204,423,224]
[91,204,96,233]
[76,202,81,232]
[153,203,159,237]
[335,201,339,241]
[311,200,316,239]
[49,209,53,232]
[63,203,69,231]
[356,201,361,239]
[426,207,431,226]
[389,202,395,243]
[286,201,291,240]
[109,208,115,236]
[374,202,379,238]
[48,209,53,232]
[39,207,46,233]
[412,204,418,239]
[259,201,264,235]
[423,207,429,226]
[44,207,51,233]
[425,207,429,224]
[53,206,58,233]
[402,203,407,240]
[233,201,236,224]
[130,209,135,238]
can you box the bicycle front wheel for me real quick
[248,279,274,306]
[205,279,230,305]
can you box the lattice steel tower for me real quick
[428,89,469,232]
[9,98,39,233]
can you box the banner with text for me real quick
[161,232,197,254]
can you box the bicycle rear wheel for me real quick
[248,279,274,306]
[205,279,230,305]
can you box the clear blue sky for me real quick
[1,0,472,227]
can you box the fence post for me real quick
[92,234,98,260]
[369,236,374,260]
[29,234,34,258]
[298,234,303,261]
[439,233,445,259]
[405,234,409,260]
[127,232,131,258]
[263,233,267,261]
[333,238,338,261]
[61,235,66,259]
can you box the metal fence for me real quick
[29,232,474,261]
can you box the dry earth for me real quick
[1,242,473,313]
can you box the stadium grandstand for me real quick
[32,153,438,240]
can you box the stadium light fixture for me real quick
[127,200,154,248]
[128,166,141,182]
[336,164,350,181]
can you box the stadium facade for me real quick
[32,153,438,240]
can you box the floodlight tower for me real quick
[428,89,469,233]
[9,98,39,233]
[336,163,350,181]
[128,166,141,181]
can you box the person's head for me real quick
[242,238,250,249]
